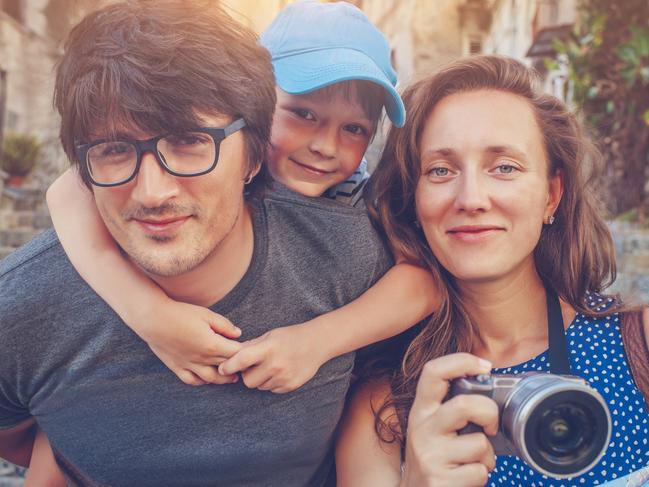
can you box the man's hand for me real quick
[218,323,328,394]
[138,299,242,386]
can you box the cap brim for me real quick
[272,48,405,128]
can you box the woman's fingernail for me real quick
[478,358,492,371]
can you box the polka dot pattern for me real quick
[487,294,649,486]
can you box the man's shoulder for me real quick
[0,229,61,277]
[0,229,79,312]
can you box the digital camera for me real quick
[449,373,611,479]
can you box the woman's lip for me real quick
[289,157,333,176]
[447,226,505,242]
[448,225,504,233]
[134,216,189,235]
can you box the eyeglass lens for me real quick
[87,131,217,185]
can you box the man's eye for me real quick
[101,143,133,156]
[166,133,209,147]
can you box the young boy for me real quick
[27,1,438,484]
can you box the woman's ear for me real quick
[545,169,564,221]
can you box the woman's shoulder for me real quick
[346,378,395,423]
[335,378,403,486]
[338,377,401,448]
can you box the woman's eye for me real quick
[429,167,451,177]
[292,108,315,121]
[494,163,518,174]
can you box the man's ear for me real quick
[244,162,262,184]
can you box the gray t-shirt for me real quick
[0,186,392,487]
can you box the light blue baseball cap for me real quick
[261,0,406,128]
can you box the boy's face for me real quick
[268,88,373,197]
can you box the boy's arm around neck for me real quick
[46,169,166,328]
[308,262,439,363]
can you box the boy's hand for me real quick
[218,323,328,394]
[137,299,243,386]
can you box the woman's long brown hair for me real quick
[364,55,621,448]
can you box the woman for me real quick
[336,55,649,486]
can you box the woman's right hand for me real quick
[400,353,499,487]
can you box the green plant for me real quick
[551,0,649,218]
[0,132,41,176]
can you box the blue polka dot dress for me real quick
[488,295,649,486]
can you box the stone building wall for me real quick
[0,2,66,178]
[411,0,464,78]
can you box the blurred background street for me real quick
[0,0,647,483]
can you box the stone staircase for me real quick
[0,460,24,486]
[608,221,649,304]
[0,186,52,260]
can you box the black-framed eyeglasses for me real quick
[75,118,247,187]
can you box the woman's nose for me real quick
[453,170,492,213]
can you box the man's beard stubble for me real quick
[120,201,207,277]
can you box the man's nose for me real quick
[453,168,492,213]
[308,125,337,159]
[130,152,179,207]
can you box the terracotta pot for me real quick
[6,174,26,187]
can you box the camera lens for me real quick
[522,389,610,478]
[537,403,594,459]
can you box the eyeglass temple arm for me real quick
[224,118,247,137]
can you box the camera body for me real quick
[449,373,611,479]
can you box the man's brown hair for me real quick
[54,0,276,195]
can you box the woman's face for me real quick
[415,89,562,285]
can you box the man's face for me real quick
[92,112,250,277]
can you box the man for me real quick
[0,1,391,485]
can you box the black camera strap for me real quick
[546,288,571,375]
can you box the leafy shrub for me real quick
[0,133,41,176]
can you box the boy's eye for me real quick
[291,108,315,121]
[344,124,368,136]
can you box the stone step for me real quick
[617,253,649,270]
[0,229,39,248]
[0,247,15,260]
[1,187,47,212]
[0,210,51,231]
[0,477,24,487]
[0,459,24,486]
[615,237,649,254]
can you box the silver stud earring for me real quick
[547,215,555,225]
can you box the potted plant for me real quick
[0,133,41,187]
